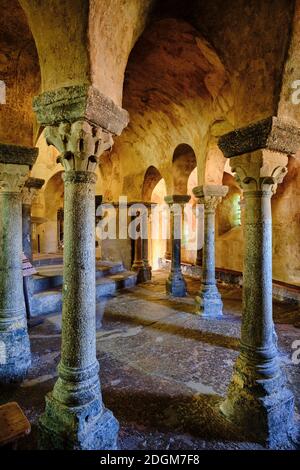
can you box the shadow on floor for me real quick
[103,386,255,445]
[104,310,240,351]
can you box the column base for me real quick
[166,272,187,297]
[132,264,151,283]
[220,359,295,448]
[144,265,152,281]
[195,285,223,317]
[0,326,31,384]
[39,393,119,450]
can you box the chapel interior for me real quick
[0,0,300,451]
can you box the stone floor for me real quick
[1,271,300,450]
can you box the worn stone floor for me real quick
[1,271,300,450]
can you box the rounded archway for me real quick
[149,176,167,270]
[142,165,163,202]
[0,0,41,146]
[39,171,64,254]
[172,144,197,195]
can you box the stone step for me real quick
[31,261,124,294]
[28,270,137,317]
[32,255,63,267]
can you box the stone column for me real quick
[21,177,45,262]
[33,85,129,450]
[130,202,149,283]
[218,116,300,447]
[0,143,38,384]
[195,204,204,267]
[165,195,190,296]
[192,185,228,317]
[142,202,152,281]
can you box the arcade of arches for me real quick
[0,0,300,451]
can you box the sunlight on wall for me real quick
[150,178,167,269]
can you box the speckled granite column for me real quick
[218,117,300,447]
[131,203,150,283]
[22,178,45,262]
[37,122,120,450]
[165,195,190,297]
[142,203,152,281]
[41,167,119,449]
[192,185,228,317]
[132,233,147,283]
[33,86,129,450]
[0,144,38,384]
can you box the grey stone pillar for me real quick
[142,202,152,281]
[22,177,45,262]
[131,202,149,283]
[33,85,129,450]
[0,143,38,384]
[192,185,228,317]
[195,204,204,266]
[165,195,190,297]
[218,116,300,447]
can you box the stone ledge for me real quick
[0,143,38,167]
[25,177,45,189]
[159,258,300,305]
[193,185,228,199]
[218,116,300,158]
[33,85,129,136]
[164,195,191,205]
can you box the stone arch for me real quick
[172,144,197,195]
[142,165,163,202]
[149,175,167,270]
[39,170,64,254]
[204,143,227,186]
[0,0,41,146]
[217,172,242,236]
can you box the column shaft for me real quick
[202,209,217,286]
[0,191,31,383]
[142,216,152,280]
[166,206,187,297]
[192,186,228,317]
[39,171,118,450]
[220,189,294,447]
[22,203,32,261]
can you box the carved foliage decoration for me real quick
[0,164,28,193]
[45,120,114,172]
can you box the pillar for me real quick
[131,202,149,283]
[142,202,152,280]
[195,204,204,266]
[0,143,38,383]
[192,185,228,317]
[218,116,300,447]
[165,195,190,296]
[22,177,45,262]
[33,85,129,450]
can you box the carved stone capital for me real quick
[0,164,29,193]
[21,177,45,205]
[33,85,129,136]
[21,187,39,205]
[45,120,113,172]
[230,150,288,195]
[218,116,300,157]
[164,195,191,206]
[193,185,228,211]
